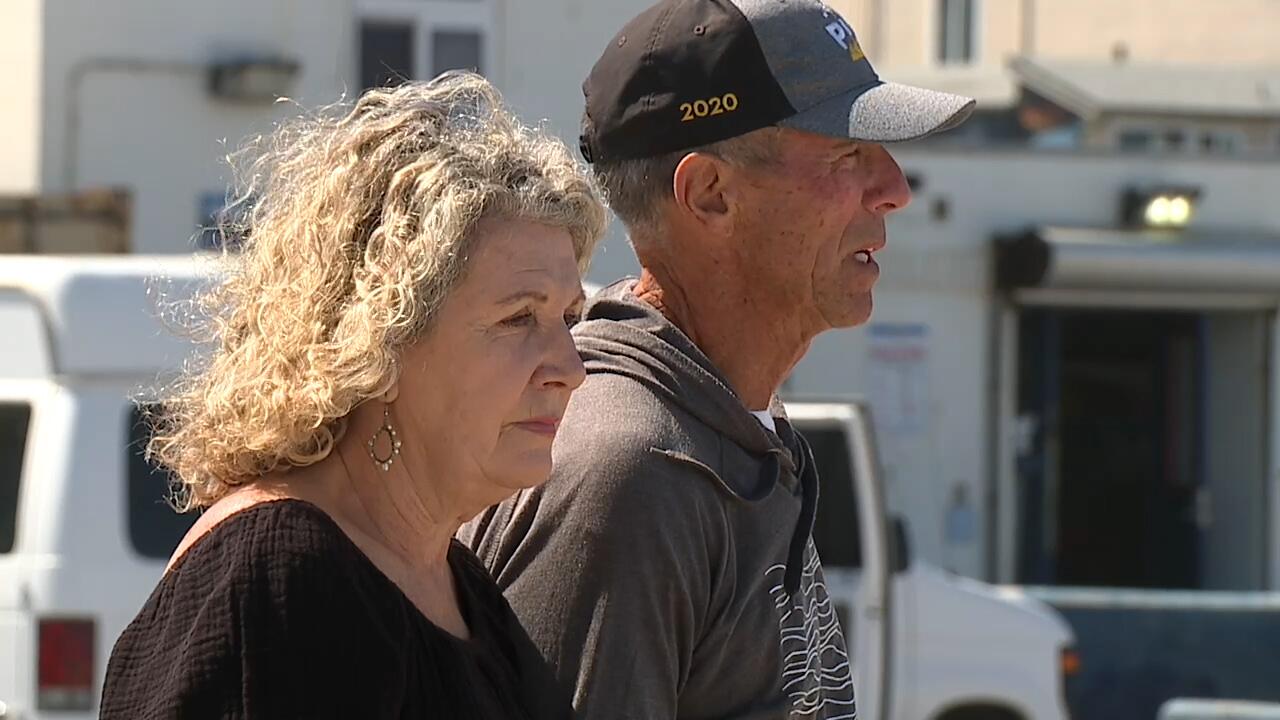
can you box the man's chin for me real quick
[828,293,873,329]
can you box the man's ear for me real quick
[672,152,735,236]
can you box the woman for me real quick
[100,72,606,719]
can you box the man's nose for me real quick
[865,145,912,215]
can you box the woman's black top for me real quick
[100,499,571,719]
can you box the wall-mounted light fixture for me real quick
[1121,185,1202,230]
[64,55,303,191]
[207,57,300,102]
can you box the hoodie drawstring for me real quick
[783,431,819,598]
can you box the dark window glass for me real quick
[361,21,415,90]
[1118,129,1154,153]
[1199,131,1239,155]
[196,191,248,252]
[432,30,483,75]
[0,403,30,553]
[938,0,975,63]
[804,424,862,568]
[127,406,196,559]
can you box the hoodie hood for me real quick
[574,280,780,459]
[572,279,820,596]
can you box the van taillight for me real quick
[37,618,95,711]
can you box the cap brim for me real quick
[780,81,976,144]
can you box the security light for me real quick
[1122,186,1201,229]
[208,58,300,102]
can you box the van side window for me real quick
[127,406,197,559]
[0,403,31,553]
[804,425,862,568]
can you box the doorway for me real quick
[1013,307,1270,589]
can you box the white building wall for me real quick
[496,0,650,283]
[34,0,652,265]
[41,0,353,252]
[0,0,44,194]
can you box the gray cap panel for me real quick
[731,0,880,112]
[732,0,977,143]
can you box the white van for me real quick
[0,255,205,720]
[0,256,1074,719]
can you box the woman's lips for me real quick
[514,418,560,436]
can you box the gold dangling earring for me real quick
[367,404,401,471]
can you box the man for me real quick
[460,1,974,717]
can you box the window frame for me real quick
[357,0,498,88]
[1197,128,1249,156]
[1112,121,1249,157]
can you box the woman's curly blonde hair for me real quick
[149,72,607,510]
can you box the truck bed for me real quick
[1024,587,1280,719]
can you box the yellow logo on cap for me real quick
[680,93,740,122]
[824,16,867,63]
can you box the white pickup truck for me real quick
[788,401,1076,720]
[0,255,1075,719]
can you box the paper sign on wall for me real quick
[867,323,930,436]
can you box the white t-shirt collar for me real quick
[749,409,777,434]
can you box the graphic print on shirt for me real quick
[766,539,857,719]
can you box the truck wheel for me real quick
[937,705,1024,720]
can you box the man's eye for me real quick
[500,310,535,327]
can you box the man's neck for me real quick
[632,266,811,410]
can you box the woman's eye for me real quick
[500,310,535,328]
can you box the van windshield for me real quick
[0,403,31,553]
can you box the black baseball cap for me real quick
[579,0,977,164]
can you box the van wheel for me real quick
[936,705,1024,720]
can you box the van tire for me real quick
[935,705,1025,720]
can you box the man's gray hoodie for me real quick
[460,280,856,719]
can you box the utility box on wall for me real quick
[0,189,130,254]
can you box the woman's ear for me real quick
[382,382,400,404]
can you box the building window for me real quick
[432,31,484,77]
[938,0,976,64]
[359,0,495,91]
[196,191,247,252]
[1118,129,1155,153]
[1117,125,1248,156]
[1199,130,1243,156]
[361,21,415,89]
